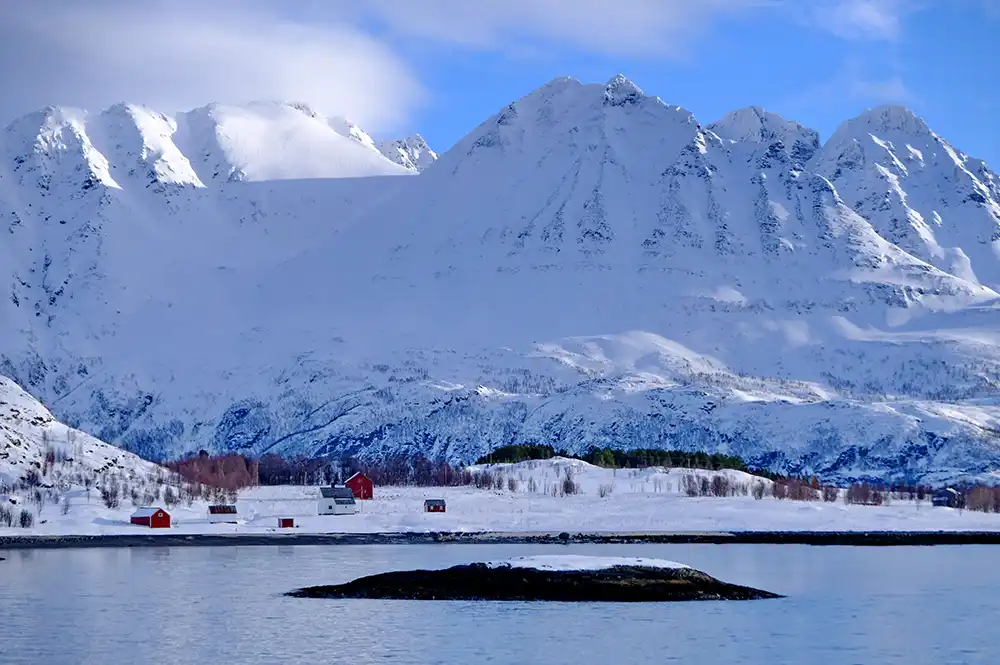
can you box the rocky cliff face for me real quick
[3,76,1000,484]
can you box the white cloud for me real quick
[820,0,906,40]
[781,59,917,114]
[849,76,916,103]
[357,0,775,57]
[0,0,423,133]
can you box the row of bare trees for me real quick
[166,452,259,491]
[964,486,1000,513]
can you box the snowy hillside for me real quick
[0,376,158,486]
[4,75,1000,483]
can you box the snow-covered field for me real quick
[5,458,1000,537]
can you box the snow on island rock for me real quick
[492,555,690,571]
[287,557,780,602]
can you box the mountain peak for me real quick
[842,105,933,138]
[707,106,820,162]
[603,74,645,106]
[4,104,120,191]
[378,134,438,173]
[5,105,86,135]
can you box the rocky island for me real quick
[287,555,782,602]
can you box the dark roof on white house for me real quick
[320,486,355,499]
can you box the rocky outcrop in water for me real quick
[287,562,782,602]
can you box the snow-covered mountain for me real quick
[378,134,439,172]
[3,77,1000,484]
[0,376,158,486]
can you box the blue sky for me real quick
[2,1,998,165]
[385,1,999,166]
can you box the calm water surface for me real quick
[1,543,997,665]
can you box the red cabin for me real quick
[130,507,170,529]
[278,517,295,528]
[424,499,446,513]
[345,472,374,500]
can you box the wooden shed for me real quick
[424,499,446,513]
[131,506,170,529]
[207,504,240,523]
[318,486,360,515]
[345,472,374,500]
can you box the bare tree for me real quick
[32,488,44,517]
[100,482,121,509]
[560,469,580,496]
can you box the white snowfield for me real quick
[4,457,1000,537]
[491,556,690,571]
[4,76,1000,482]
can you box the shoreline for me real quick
[5,530,1000,550]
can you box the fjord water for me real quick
[1,544,997,664]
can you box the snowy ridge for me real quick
[4,76,1000,483]
[4,102,413,189]
[0,376,158,485]
[378,134,438,172]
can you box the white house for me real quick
[318,486,359,515]
[207,504,241,523]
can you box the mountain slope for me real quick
[0,376,158,485]
[811,106,1000,288]
[3,77,1000,483]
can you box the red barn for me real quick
[130,507,170,529]
[345,472,374,500]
